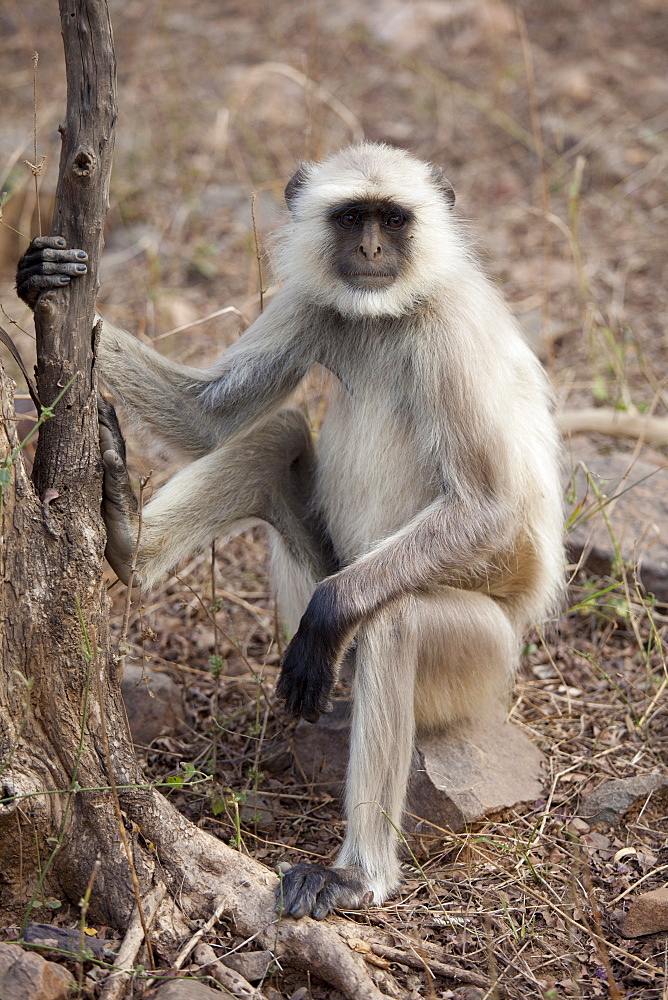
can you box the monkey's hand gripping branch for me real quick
[16,237,141,585]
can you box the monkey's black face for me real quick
[329,199,414,291]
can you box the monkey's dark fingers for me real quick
[276,862,370,920]
[101,448,139,516]
[16,236,87,309]
[98,395,128,464]
[276,634,336,723]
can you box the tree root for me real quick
[117,790,398,1000]
[334,923,492,990]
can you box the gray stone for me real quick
[407,724,545,831]
[563,436,668,600]
[0,943,71,1000]
[293,701,546,830]
[121,664,185,747]
[239,793,277,833]
[621,887,668,938]
[222,950,273,982]
[578,774,668,825]
[292,700,351,795]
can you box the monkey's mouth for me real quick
[340,270,397,289]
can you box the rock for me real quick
[293,701,545,830]
[0,943,71,1000]
[121,663,185,747]
[578,774,668,825]
[150,980,225,999]
[222,950,273,982]
[407,724,545,831]
[563,437,668,601]
[621,887,668,938]
[292,700,351,795]
[239,793,277,833]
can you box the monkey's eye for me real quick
[336,211,360,228]
[384,213,406,230]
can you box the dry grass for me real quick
[1,0,667,996]
[104,535,667,998]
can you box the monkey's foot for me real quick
[99,398,140,585]
[276,862,374,920]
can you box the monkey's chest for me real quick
[315,395,434,564]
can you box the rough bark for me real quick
[0,5,400,998]
[0,0,143,926]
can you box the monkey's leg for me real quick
[102,408,330,593]
[278,588,518,920]
[412,587,518,732]
[278,602,418,919]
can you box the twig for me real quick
[76,857,101,995]
[153,304,250,342]
[98,883,166,1000]
[579,852,624,1000]
[143,896,231,993]
[31,52,42,236]
[172,896,229,970]
[558,406,668,446]
[195,941,268,1000]
[251,192,265,313]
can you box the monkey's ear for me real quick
[285,164,310,214]
[430,166,455,207]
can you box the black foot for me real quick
[98,397,139,585]
[276,862,372,920]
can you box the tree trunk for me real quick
[0,0,143,924]
[0,5,403,997]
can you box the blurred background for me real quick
[2,0,666,398]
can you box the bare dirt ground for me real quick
[0,0,666,997]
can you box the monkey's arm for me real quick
[98,293,312,457]
[277,488,512,721]
[16,237,313,458]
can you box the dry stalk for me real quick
[251,191,265,313]
[118,473,150,675]
[98,883,166,1000]
[517,11,553,367]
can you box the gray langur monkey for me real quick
[16,143,564,921]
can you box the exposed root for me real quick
[126,790,398,1000]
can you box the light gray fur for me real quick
[95,143,564,912]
